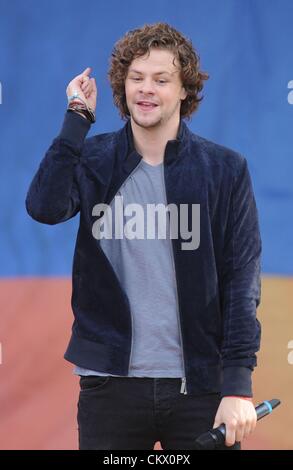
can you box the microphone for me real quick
[194,399,281,450]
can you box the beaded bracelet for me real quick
[67,92,96,123]
[67,103,96,123]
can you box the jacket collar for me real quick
[119,118,190,172]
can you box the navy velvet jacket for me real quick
[26,111,262,397]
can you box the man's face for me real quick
[125,48,187,129]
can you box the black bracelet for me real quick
[67,103,96,123]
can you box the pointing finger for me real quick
[82,67,91,77]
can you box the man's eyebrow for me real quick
[128,69,175,76]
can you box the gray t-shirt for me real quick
[74,159,184,377]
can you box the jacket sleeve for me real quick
[220,156,262,398]
[25,111,91,225]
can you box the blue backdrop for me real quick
[1,0,292,276]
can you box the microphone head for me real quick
[194,431,217,450]
[194,428,225,450]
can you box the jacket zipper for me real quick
[103,157,143,375]
[162,163,188,395]
[107,158,142,208]
[110,158,143,375]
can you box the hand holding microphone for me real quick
[194,399,281,450]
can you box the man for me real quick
[26,22,261,450]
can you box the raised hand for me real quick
[66,67,97,112]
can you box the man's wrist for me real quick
[224,396,253,401]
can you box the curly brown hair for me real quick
[108,22,209,121]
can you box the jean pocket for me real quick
[79,375,110,393]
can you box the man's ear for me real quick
[181,87,188,101]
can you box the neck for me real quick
[130,116,181,165]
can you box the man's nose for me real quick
[139,78,155,94]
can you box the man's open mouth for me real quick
[136,101,159,111]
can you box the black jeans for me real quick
[77,376,241,450]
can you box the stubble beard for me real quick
[128,99,181,130]
[131,108,163,130]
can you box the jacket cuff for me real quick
[221,366,253,398]
[58,110,91,149]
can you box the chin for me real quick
[131,112,162,129]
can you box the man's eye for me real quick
[130,78,167,83]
